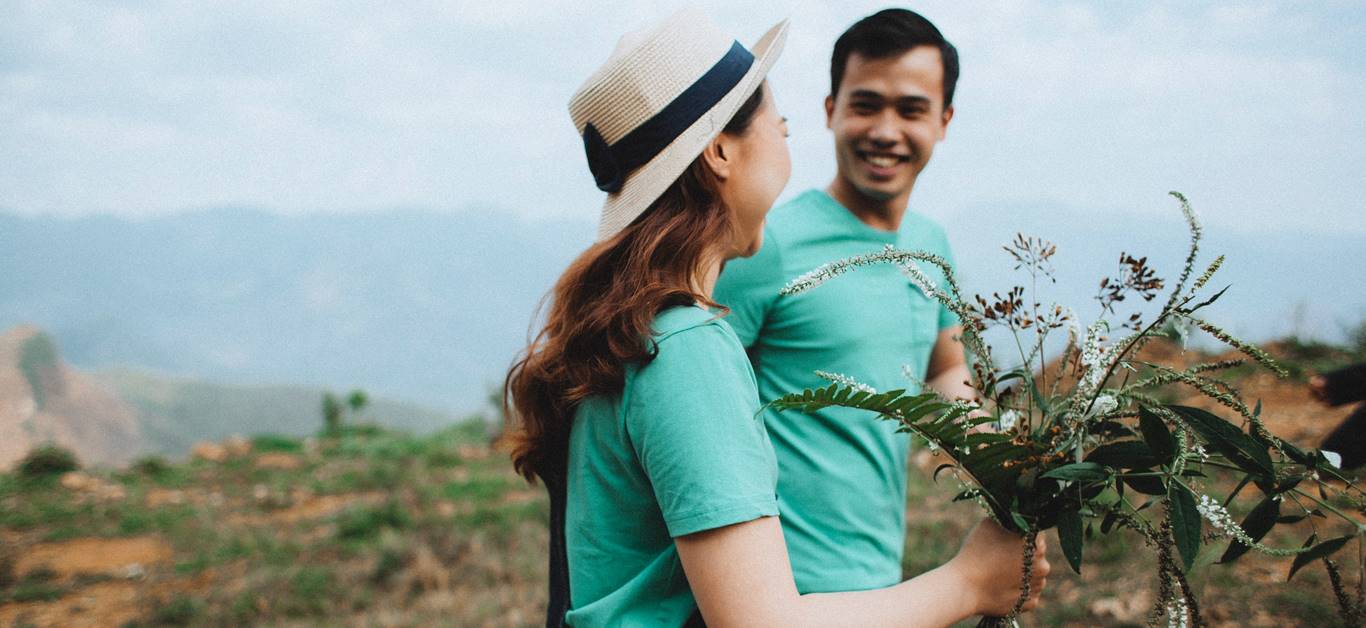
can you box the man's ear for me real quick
[824,95,835,130]
[700,135,734,180]
[939,104,954,141]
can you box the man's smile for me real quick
[856,150,910,172]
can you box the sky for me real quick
[3,1,1365,238]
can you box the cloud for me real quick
[0,1,1362,235]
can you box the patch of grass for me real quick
[336,500,410,541]
[441,473,518,502]
[148,595,203,626]
[251,433,304,453]
[1265,580,1340,625]
[42,523,86,542]
[281,566,336,617]
[131,455,172,478]
[4,581,65,603]
[0,495,87,530]
[2,567,64,603]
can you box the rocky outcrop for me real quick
[0,325,142,470]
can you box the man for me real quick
[714,9,974,593]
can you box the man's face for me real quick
[825,46,953,205]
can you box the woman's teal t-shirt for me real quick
[564,305,780,627]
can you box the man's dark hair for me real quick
[830,8,960,108]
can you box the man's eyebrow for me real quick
[895,95,932,107]
[846,90,932,107]
[847,89,885,101]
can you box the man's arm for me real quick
[925,325,975,402]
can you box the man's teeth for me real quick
[865,154,899,168]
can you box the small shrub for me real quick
[149,595,202,626]
[372,529,409,584]
[280,566,335,617]
[250,434,303,454]
[6,581,64,603]
[336,500,410,541]
[3,567,63,603]
[322,392,343,435]
[0,548,15,589]
[132,456,171,478]
[1348,318,1366,357]
[118,509,153,535]
[17,444,79,477]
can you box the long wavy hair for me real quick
[504,86,766,482]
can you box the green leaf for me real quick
[1123,475,1167,495]
[1289,536,1353,581]
[1057,508,1084,574]
[1029,378,1050,415]
[1168,482,1202,572]
[1101,510,1120,534]
[1040,462,1111,483]
[1138,408,1176,465]
[1165,405,1273,477]
[1189,285,1230,312]
[1087,441,1158,470]
[1218,496,1280,564]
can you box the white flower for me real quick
[814,370,876,394]
[1193,493,1299,556]
[896,257,938,300]
[998,409,1020,431]
[1084,394,1118,420]
[1323,450,1343,469]
[1064,307,1082,345]
[1079,321,1111,390]
[1172,315,1191,350]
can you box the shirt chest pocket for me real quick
[905,279,941,349]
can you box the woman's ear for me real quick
[700,134,735,180]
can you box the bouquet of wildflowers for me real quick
[770,193,1366,627]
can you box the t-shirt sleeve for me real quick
[935,228,961,330]
[713,226,784,347]
[624,323,779,538]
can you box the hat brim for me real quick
[595,18,790,241]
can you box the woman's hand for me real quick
[946,518,1051,617]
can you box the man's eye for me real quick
[851,102,878,114]
[900,107,927,118]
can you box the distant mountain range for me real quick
[0,325,464,468]
[0,201,1360,420]
[0,208,593,413]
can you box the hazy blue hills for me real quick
[0,208,593,414]
[94,367,466,457]
[0,199,1360,422]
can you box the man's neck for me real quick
[826,177,911,232]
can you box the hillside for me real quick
[0,326,142,469]
[0,209,591,413]
[94,368,469,458]
[1,339,1363,626]
[2,205,1362,418]
[0,325,467,470]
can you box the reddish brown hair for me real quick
[504,86,766,482]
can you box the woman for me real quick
[505,10,1049,627]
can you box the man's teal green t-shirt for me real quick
[713,189,958,593]
[564,305,780,627]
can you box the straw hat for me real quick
[569,9,789,241]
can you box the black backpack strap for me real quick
[541,444,707,628]
[542,449,571,628]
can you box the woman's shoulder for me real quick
[632,306,749,382]
[650,305,740,348]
